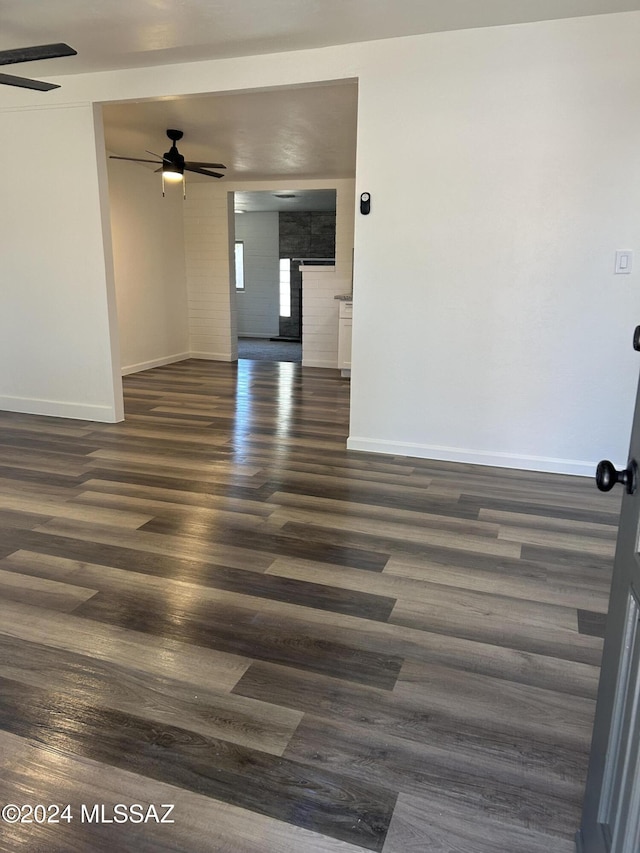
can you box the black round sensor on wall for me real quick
[360,192,371,215]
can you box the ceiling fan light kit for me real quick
[0,42,76,91]
[162,169,184,182]
[161,129,185,192]
[111,128,226,197]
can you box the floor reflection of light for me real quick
[276,361,295,439]
[164,581,201,635]
[167,506,222,540]
[30,735,77,778]
[231,360,297,462]
[232,360,254,458]
[39,692,98,757]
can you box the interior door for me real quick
[577,329,640,852]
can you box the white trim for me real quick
[121,353,190,376]
[0,396,120,423]
[189,351,236,362]
[345,436,604,477]
[302,358,339,369]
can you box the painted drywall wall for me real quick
[107,157,189,374]
[1,12,639,473]
[234,212,280,338]
[0,103,122,421]
[348,14,640,475]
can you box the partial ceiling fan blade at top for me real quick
[185,161,226,169]
[184,165,225,179]
[0,72,58,91]
[0,42,77,67]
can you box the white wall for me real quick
[107,158,189,374]
[1,12,639,474]
[235,212,280,338]
[348,14,640,475]
[0,103,122,421]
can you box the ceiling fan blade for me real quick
[0,72,58,91]
[185,161,226,169]
[109,156,162,164]
[185,165,225,178]
[145,150,163,158]
[0,43,76,67]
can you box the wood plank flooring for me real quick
[0,358,621,852]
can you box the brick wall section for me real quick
[279,212,336,340]
[279,212,336,258]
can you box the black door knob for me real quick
[596,459,637,494]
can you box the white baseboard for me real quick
[121,353,191,376]
[189,351,236,362]
[302,359,338,369]
[0,395,120,423]
[346,436,598,477]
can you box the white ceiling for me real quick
[102,82,359,183]
[2,0,639,75]
[3,0,639,191]
[235,189,337,213]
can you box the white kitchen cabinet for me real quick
[337,300,352,373]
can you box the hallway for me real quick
[0,358,617,851]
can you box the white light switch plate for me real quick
[615,250,633,274]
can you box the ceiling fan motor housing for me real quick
[163,148,185,170]
[163,130,185,174]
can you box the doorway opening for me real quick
[233,189,337,363]
[99,78,357,415]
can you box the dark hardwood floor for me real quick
[0,358,620,851]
